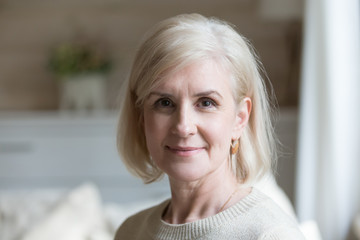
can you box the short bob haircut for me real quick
[117,13,277,184]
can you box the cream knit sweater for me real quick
[115,188,305,240]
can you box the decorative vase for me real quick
[59,73,107,111]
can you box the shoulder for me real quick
[257,225,306,240]
[114,199,170,240]
[247,188,296,222]
[229,188,306,239]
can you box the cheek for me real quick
[203,113,236,140]
[199,114,237,159]
[143,111,168,151]
[144,112,156,142]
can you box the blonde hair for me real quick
[117,13,277,184]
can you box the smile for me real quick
[165,146,204,157]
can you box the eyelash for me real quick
[154,98,174,109]
[152,97,218,110]
[197,98,217,108]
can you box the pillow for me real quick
[0,189,63,240]
[299,220,322,240]
[21,183,112,240]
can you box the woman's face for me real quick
[143,59,248,182]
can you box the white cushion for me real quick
[22,183,112,240]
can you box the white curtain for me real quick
[296,0,360,240]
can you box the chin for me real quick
[165,166,210,183]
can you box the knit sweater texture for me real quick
[114,188,305,240]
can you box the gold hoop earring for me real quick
[231,139,239,155]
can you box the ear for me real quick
[232,97,252,140]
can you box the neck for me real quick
[163,163,249,224]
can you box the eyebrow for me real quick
[147,92,173,98]
[148,90,223,99]
[194,90,223,99]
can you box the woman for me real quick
[115,13,305,239]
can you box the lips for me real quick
[165,145,204,157]
[167,146,201,151]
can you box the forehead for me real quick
[153,59,233,94]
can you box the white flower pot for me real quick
[59,73,107,111]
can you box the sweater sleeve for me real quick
[114,211,150,240]
[258,225,307,240]
[114,217,137,240]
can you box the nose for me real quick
[171,104,197,137]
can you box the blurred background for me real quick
[0,0,359,240]
[0,0,302,110]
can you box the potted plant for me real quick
[48,41,112,111]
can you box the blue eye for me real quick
[154,98,174,108]
[198,98,216,108]
[201,100,212,107]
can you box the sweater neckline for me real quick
[149,187,267,240]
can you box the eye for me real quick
[154,98,174,108]
[197,98,217,108]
